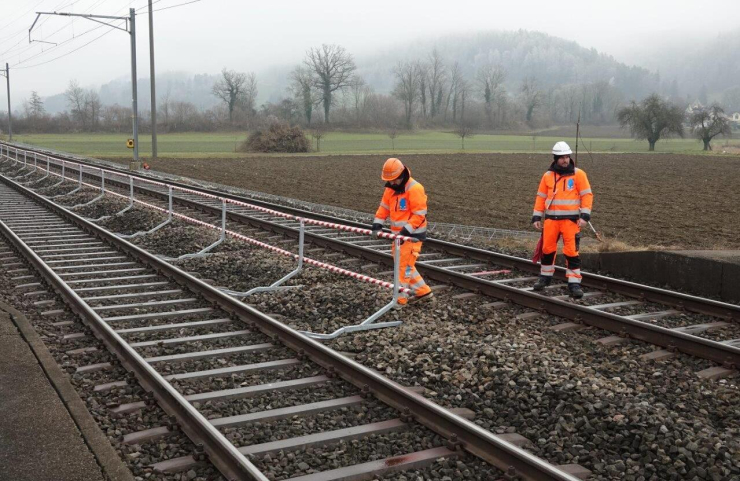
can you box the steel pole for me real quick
[148,0,157,159]
[5,63,11,141]
[129,8,140,167]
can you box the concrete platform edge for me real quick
[0,300,134,481]
[581,251,740,304]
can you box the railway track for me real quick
[2,142,739,376]
[0,158,583,480]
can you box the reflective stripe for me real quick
[391,220,406,227]
[579,188,592,195]
[410,279,427,290]
[546,208,580,216]
[541,265,556,272]
[405,180,418,192]
[537,192,547,198]
[580,208,591,214]
[566,269,582,282]
[412,225,427,234]
[403,223,415,232]
[373,217,385,224]
[550,199,580,206]
[533,210,544,216]
[412,209,427,215]
[379,202,390,209]
[541,270,555,277]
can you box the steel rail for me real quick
[0,169,579,480]
[5,144,740,367]
[6,141,737,322]
[0,193,268,481]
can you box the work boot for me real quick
[408,291,434,305]
[532,276,552,291]
[568,283,584,299]
[392,302,407,310]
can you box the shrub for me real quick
[240,122,310,153]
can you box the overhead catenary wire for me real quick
[5,0,195,70]
[6,0,138,68]
[151,0,201,12]
[0,0,83,55]
[12,24,120,69]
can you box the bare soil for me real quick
[107,152,740,250]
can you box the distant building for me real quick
[685,101,704,116]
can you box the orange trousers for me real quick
[392,240,432,304]
[540,219,582,284]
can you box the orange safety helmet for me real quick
[381,158,405,181]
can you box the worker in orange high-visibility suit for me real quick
[531,141,594,299]
[371,158,434,307]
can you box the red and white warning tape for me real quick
[20,156,410,294]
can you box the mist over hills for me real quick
[36,29,738,114]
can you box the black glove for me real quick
[399,227,412,238]
[371,223,383,237]
[579,213,591,222]
[531,215,542,224]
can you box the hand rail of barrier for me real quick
[1,154,411,295]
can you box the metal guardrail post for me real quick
[116,184,173,238]
[220,218,307,297]
[27,155,50,185]
[301,236,403,340]
[168,197,227,261]
[71,168,105,209]
[88,175,135,222]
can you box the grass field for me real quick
[7,131,740,157]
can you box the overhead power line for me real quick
[152,0,202,13]
[12,23,119,69]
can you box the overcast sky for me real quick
[1,0,738,106]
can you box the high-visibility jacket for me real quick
[374,176,428,240]
[532,164,593,222]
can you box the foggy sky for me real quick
[1,0,738,107]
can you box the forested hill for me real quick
[358,30,659,100]
[41,30,663,112]
[631,31,740,104]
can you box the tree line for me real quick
[3,43,738,147]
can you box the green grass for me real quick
[7,131,740,157]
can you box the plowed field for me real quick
[109,153,740,250]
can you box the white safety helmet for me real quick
[552,141,572,156]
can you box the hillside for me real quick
[38,29,661,113]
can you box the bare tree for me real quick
[28,91,45,118]
[454,121,474,150]
[417,62,429,120]
[290,66,315,125]
[86,90,102,131]
[212,68,252,123]
[310,124,326,151]
[458,79,471,124]
[393,62,421,129]
[346,75,371,126]
[65,80,88,130]
[617,94,685,151]
[304,44,356,124]
[444,62,462,121]
[24,91,45,131]
[235,72,258,127]
[388,126,399,151]
[427,49,446,119]
[159,87,172,132]
[520,77,542,124]
[476,64,505,126]
[240,73,258,112]
[690,104,731,151]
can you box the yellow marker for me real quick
[126,139,135,149]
